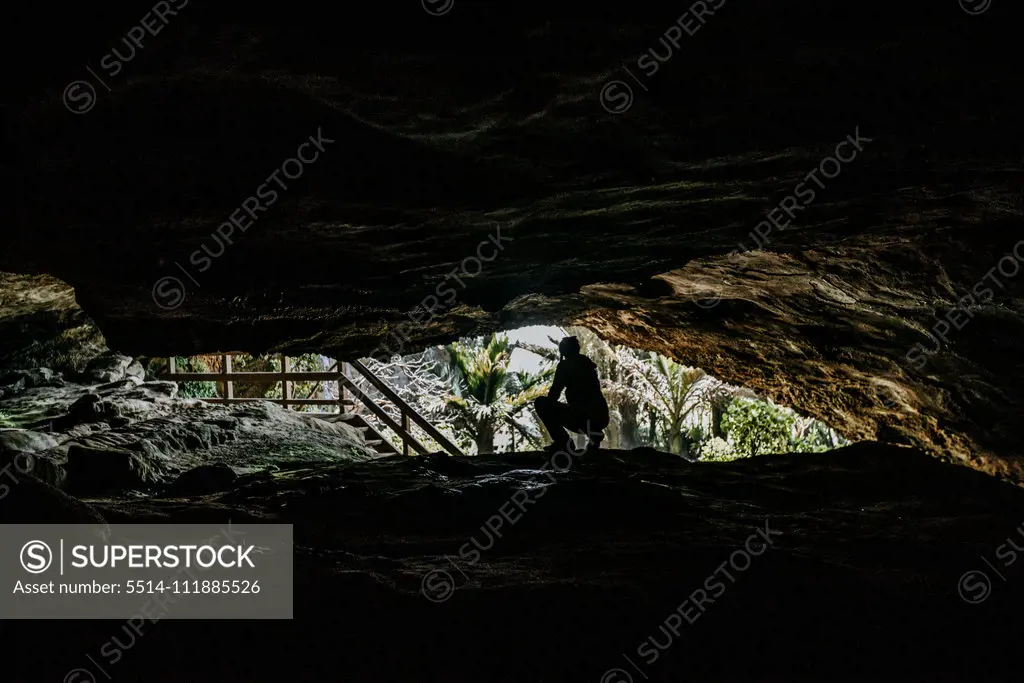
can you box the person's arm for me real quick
[547,362,566,401]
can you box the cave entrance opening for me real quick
[158,323,847,460]
[352,324,849,459]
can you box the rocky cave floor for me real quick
[3,360,1024,681]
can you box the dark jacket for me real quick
[548,354,609,422]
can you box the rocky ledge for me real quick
[3,440,1024,681]
[0,351,373,506]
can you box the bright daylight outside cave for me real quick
[2,2,1024,682]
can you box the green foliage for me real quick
[625,352,707,455]
[0,411,13,428]
[437,333,554,454]
[289,353,331,409]
[247,353,329,410]
[789,418,845,452]
[173,356,217,398]
[720,397,795,457]
[162,330,848,461]
[696,436,738,462]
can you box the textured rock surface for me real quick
[5,3,1022,481]
[0,273,107,376]
[82,350,140,384]
[7,445,1024,681]
[0,474,107,526]
[0,367,377,492]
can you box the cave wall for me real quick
[0,273,107,376]
[4,1,1022,480]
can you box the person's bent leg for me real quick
[534,396,573,449]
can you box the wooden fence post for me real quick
[281,354,291,408]
[223,353,233,400]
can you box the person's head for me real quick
[558,336,581,360]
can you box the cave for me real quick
[3,1,1024,681]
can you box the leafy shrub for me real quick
[173,356,217,398]
[696,436,739,462]
[721,397,794,457]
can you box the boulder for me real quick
[64,444,160,494]
[0,428,58,456]
[167,464,238,495]
[94,377,144,394]
[65,392,122,425]
[125,360,145,381]
[82,351,136,384]
[0,368,63,389]
[0,473,107,526]
[0,429,66,488]
[129,381,179,399]
[0,375,25,396]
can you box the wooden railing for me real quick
[347,360,464,458]
[162,354,463,457]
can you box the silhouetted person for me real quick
[534,336,610,454]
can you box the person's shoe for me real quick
[541,443,561,455]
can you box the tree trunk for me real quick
[647,407,658,448]
[668,428,683,455]
[711,402,724,438]
[605,415,621,450]
[618,402,641,450]
[476,421,496,455]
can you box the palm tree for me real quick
[622,352,708,456]
[436,334,553,454]
[503,368,554,451]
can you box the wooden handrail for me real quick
[348,359,464,457]
[159,371,346,382]
[160,355,455,457]
[336,373,429,455]
[201,398,353,406]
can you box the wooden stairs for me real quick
[162,354,464,457]
[319,410,402,456]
